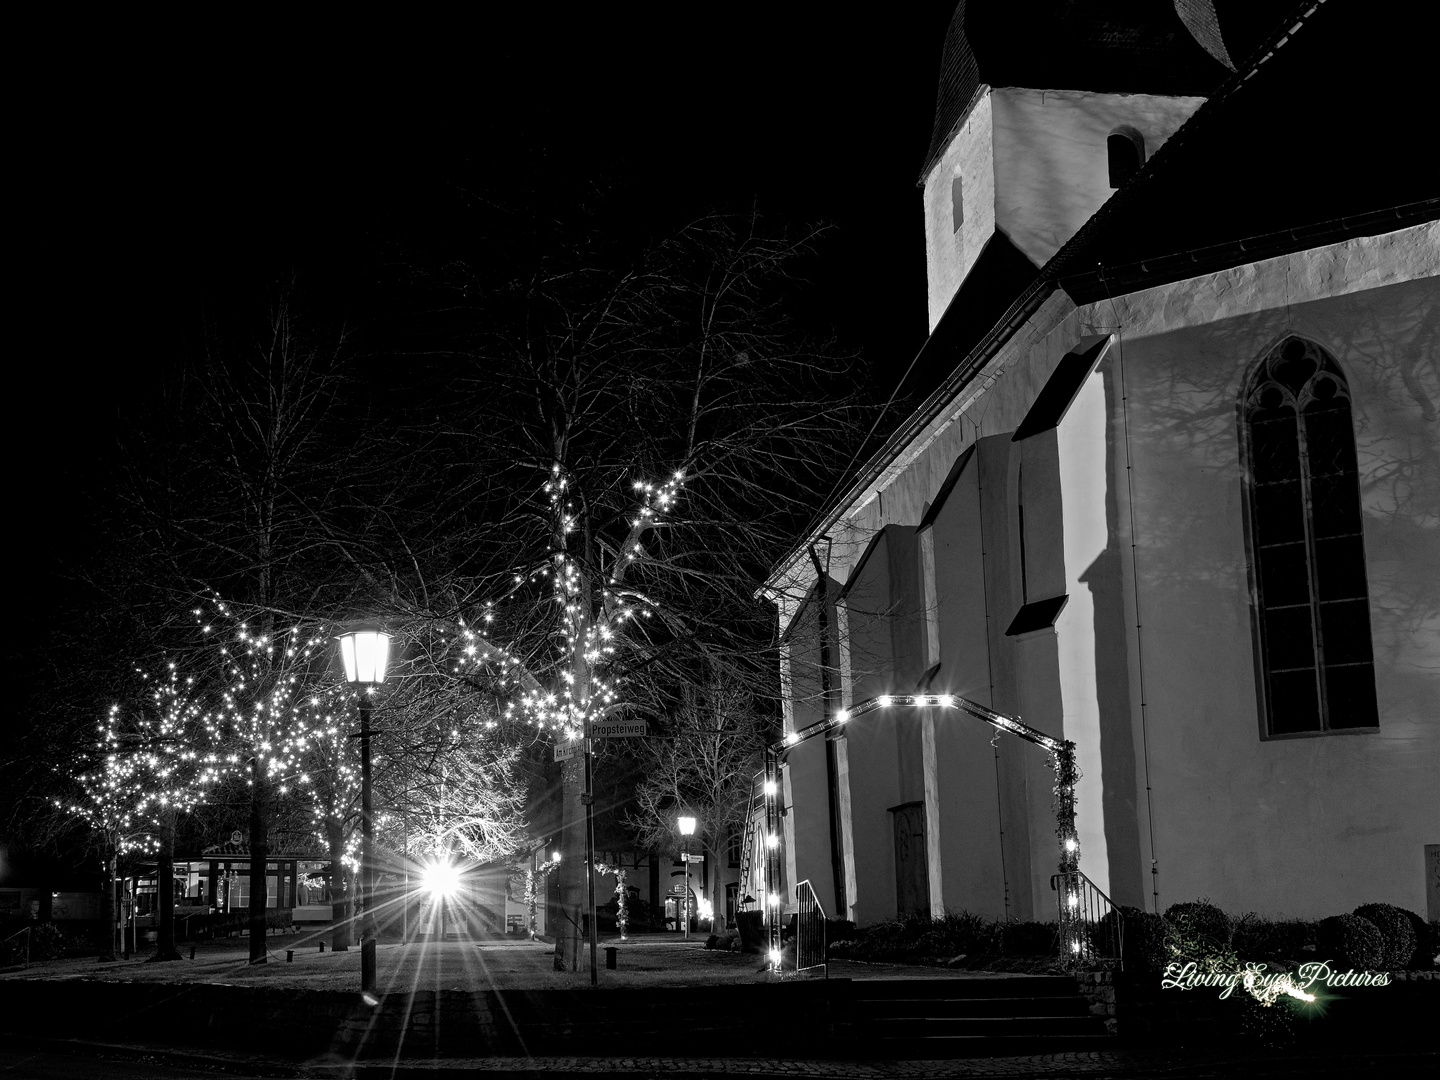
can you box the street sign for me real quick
[554,738,587,762]
[682,853,705,863]
[589,719,648,738]
[553,719,645,760]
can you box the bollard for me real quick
[319,941,326,953]
[190,945,196,960]
[605,946,618,970]
[286,950,294,963]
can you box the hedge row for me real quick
[820,900,1437,973]
[1121,899,1435,974]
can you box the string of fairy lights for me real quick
[758,691,1085,968]
[64,462,691,899]
[445,464,686,742]
[63,597,383,875]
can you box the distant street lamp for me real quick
[337,626,391,995]
[678,815,696,940]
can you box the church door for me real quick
[891,802,929,919]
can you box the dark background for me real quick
[11,7,956,652]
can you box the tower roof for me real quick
[920,0,1297,181]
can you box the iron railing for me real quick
[792,879,827,978]
[1051,869,1123,968]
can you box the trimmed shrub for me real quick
[826,914,1061,966]
[1164,900,1231,946]
[1389,908,1433,970]
[1163,900,1236,971]
[1352,904,1416,970]
[1317,913,1385,971]
[1120,906,1167,973]
[933,910,1001,955]
[1000,921,1057,957]
[1231,913,1316,962]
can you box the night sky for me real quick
[12,6,956,670]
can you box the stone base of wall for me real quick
[1075,970,1118,1036]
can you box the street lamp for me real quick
[337,626,390,994]
[678,815,696,940]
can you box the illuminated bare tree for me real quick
[626,676,769,873]
[417,214,867,971]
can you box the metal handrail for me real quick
[2,925,32,968]
[1051,869,1123,969]
[792,879,827,978]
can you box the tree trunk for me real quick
[326,820,352,951]
[99,839,119,962]
[552,755,585,971]
[151,807,182,961]
[248,758,268,964]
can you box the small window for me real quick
[950,173,963,233]
[1107,127,1145,188]
[726,831,742,868]
[1242,337,1378,736]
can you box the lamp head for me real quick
[420,859,461,899]
[336,626,391,685]
[677,815,696,836]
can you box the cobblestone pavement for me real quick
[9,1038,1435,1080]
[331,1048,1434,1079]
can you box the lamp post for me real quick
[337,626,391,995]
[678,815,696,940]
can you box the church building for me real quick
[761,0,1438,927]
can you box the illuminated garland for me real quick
[60,661,219,858]
[595,863,630,939]
[524,859,560,938]
[444,464,686,741]
[767,692,1082,970]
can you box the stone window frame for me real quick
[1240,335,1379,738]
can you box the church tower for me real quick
[920,0,1296,330]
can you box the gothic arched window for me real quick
[1242,337,1378,735]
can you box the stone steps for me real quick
[844,976,1113,1056]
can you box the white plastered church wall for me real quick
[990,88,1203,268]
[923,89,996,330]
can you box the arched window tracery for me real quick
[1242,336,1377,735]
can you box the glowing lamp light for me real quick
[763,780,778,796]
[765,833,779,849]
[336,628,391,685]
[678,815,696,837]
[1067,893,1079,908]
[834,709,849,724]
[877,695,892,708]
[937,695,954,708]
[551,850,561,863]
[768,949,781,965]
[768,892,781,908]
[785,731,799,746]
[1065,838,1078,853]
[1070,940,1082,953]
[421,860,461,898]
